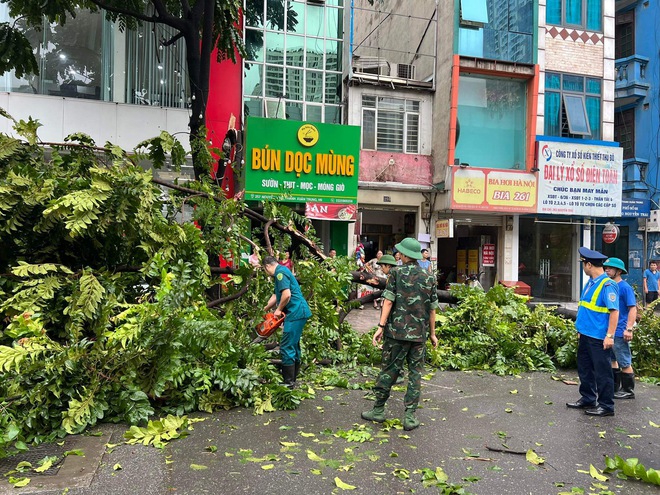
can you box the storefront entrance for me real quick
[518,218,574,301]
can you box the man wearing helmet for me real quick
[603,257,637,400]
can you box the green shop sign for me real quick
[244,117,360,204]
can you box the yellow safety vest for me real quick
[578,276,611,313]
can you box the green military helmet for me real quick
[378,254,397,266]
[603,257,627,274]
[394,237,423,260]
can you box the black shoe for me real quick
[584,406,614,417]
[566,399,597,409]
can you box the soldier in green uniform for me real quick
[362,238,439,431]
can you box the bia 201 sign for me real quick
[244,117,360,204]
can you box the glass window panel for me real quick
[507,32,533,64]
[325,39,340,71]
[455,75,527,169]
[586,0,602,31]
[614,109,634,159]
[406,114,419,153]
[586,78,601,95]
[563,74,584,92]
[288,1,305,34]
[244,63,264,97]
[362,108,376,149]
[305,2,324,36]
[265,98,286,118]
[406,100,419,112]
[546,72,561,90]
[245,0,265,27]
[508,0,533,34]
[327,0,343,6]
[585,96,600,138]
[266,0,285,31]
[244,97,263,117]
[458,26,485,58]
[460,0,489,23]
[546,0,561,24]
[265,32,285,64]
[563,94,590,134]
[305,70,324,102]
[307,104,323,122]
[286,67,304,101]
[324,72,340,104]
[286,35,305,66]
[264,64,284,97]
[615,15,634,59]
[245,29,265,62]
[287,101,303,120]
[325,105,341,124]
[377,111,404,152]
[544,91,561,136]
[362,95,376,107]
[566,0,582,26]
[378,97,405,112]
[325,7,340,38]
[305,37,324,69]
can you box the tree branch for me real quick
[207,272,254,308]
[162,31,184,47]
[87,0,162,24]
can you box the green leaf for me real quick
[526,450,544,465]
[190,464,208,470]
[113,463,122,471]
[334,477,356,490]
[589,464,608,482]
[8,476,30,487]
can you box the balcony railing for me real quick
[615,55,650,105]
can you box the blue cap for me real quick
[578,246,608,263]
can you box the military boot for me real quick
[294,361,301,381]
[361,405,386,423]
[614,372,635,399]
[403,409,420,431]
[282,365,296,389]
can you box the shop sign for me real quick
[468,249,479,275]
[621,199,650,218]
[482,244,495,266]
[450,168,537,213]
[305,202,357,221]
[536,140,623,217]
[435,219,454,238]
[244,117,360,204]
[602,223,620,244]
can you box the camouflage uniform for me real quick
[372,261,439,411]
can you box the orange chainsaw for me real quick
[252,312,286,343]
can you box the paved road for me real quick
[1,367,658,495]
[1,305,658,495]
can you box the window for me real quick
[546,0,602,31]
[614,109,635,160]
[243,0,343,123]
[361,95,419,153]
[545,72,601,139]
[460,0,488,27]
[615,11,634,60]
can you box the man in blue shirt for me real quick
[642,260,660,304]
[603,257,637,400]
[263,256,311,388]
[566,247,619,417]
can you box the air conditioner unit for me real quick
[647,210,660,232]
[395,63,415,80]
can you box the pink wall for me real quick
[358,151,433,186]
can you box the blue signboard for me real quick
[621,199,650,218]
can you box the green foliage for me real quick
[426,285,577,375]
[631,305,660,379]
[604,455,660,486]
[0,22,39,78]
[123,415,190,449]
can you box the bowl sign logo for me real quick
[297,124,319,147]
[542,144,552,162]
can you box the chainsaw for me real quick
[252,312,286,344]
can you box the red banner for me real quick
[305,203,357,221]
